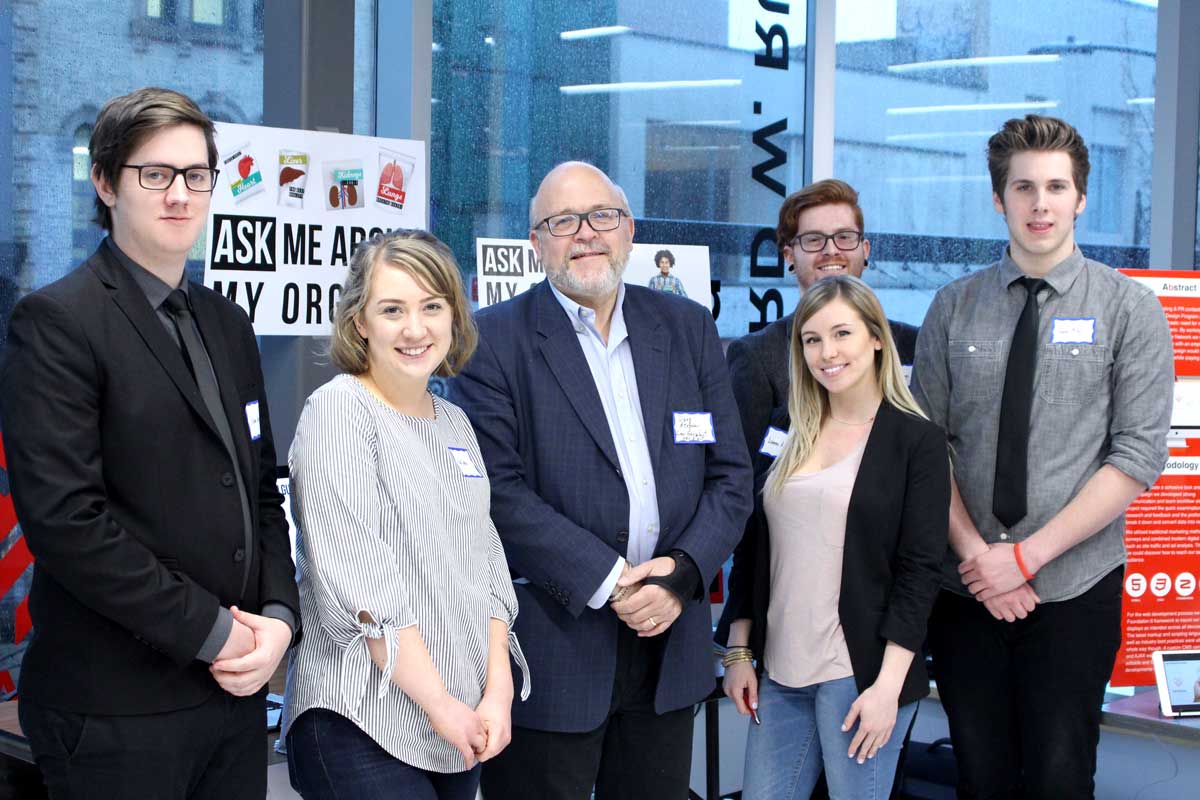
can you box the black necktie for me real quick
[993,277,1046,529]
[163,290,255,595]
[163,290,230,446]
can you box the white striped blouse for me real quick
[281,374,529,773]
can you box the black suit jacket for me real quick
[0,243,299,715]
[718,401,949,707]
[727,314,919,461]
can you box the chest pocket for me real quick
[948,339,1003,401]
[1038,343,1107,405]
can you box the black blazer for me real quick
[718,401,949,707]
[0,242,300,715]
[726,314,919,461]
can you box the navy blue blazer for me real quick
[451,280,753,732]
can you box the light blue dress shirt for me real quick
[549,281,662,608]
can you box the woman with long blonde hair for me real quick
[721,275,949,799]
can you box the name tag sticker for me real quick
[759,426,788,458]
[449,446,484,478]
[244,401,261,440]
[1051,318,1096,344]
[673,412,716,444]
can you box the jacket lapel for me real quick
[845,401,899,553]
[533,282,621,471]
[190,289,255,494]
[623,290,668,473]
[89,247,222,441]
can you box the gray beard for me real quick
[547,250,629,300]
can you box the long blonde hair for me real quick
[765,275,927,497]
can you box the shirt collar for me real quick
[548,280,628,346]
[104,236,189,311]
[998,245,1086,296]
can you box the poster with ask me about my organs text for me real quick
[202,122,427,336]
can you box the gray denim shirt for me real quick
[911,248,1173,602]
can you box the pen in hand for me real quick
[744,688,761,725]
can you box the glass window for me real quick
[193,0,225,26]
[2,3,265,298]
[430,0,808,337]
[71,125,103,266]
[834,0,1157,326]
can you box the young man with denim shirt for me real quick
[910,115,1173,799]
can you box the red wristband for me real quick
[1013,542,1035,582]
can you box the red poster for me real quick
[1112,269,1200,686]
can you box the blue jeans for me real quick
[287,708,481,800]
[742,674,917,800]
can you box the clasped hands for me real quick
[427,688,512,769]
[958,544,1041,623]
[609,557,683,637]
[210,605,292,696]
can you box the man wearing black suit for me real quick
[0,88,299,799]
[728,179,919,461]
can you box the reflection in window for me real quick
[430,1,808,336]
[193,0,224,26]
[835,0,1157,326]
[71,125,102,265]
[1087,145,1126,236]
[5,3,264,294]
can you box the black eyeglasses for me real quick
[789,230,864,253]
[121,164,220,193]
[534,208,626,237]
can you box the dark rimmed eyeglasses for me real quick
[121,164,220,193]
[534,208,626,237]
[789,230,864,253]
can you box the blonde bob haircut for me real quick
[330,230,478,377]
[765,275,928,497]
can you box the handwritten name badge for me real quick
[673,411,716,444]
[1050,318,1096,344]
[448,446,484,478]
[759,426,788,458]
[244,400,261,440]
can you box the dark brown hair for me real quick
[987,114,1090,200]
[89,87,218,231]
[776,179,865,249]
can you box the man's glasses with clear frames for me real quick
[790,230,864,253]
[535,208,627,237]
[121,164,220,193]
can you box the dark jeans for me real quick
[286,708,480,800]
[480,623,694,800]
[20,688,267,800]
[928,566,1123,800]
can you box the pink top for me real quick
[763,437,868,688]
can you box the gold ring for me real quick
[648,616,657,628]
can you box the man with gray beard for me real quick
[451,162,752,799]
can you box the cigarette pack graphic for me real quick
[375,149,415,213]
[278,150,308,208]
[223,144,265,203]
[323,159,365,211]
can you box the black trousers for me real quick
[481,623,694,800]
[20,688,267,800]
[928,567,1123,800]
